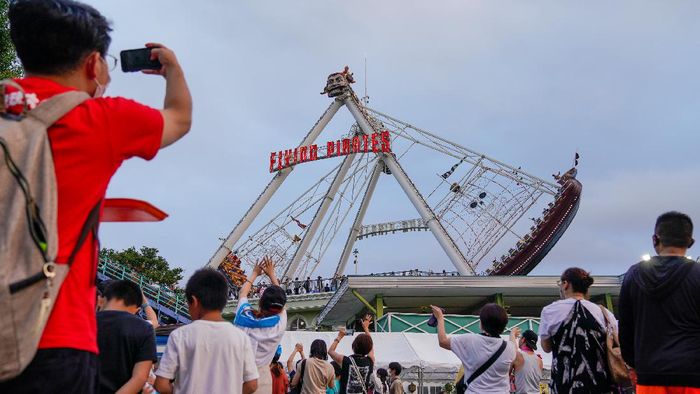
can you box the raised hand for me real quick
[142,43,182,78]
[252,260,264,277]
[510,326,521,342]
[430,305,444,320]
[261,256,280,286]
[361,315,373,333]
[262,256,276,277]
[511,327,521,338]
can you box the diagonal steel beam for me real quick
[335,159,384,275]
[207,99,344,268]
[345,98,475,275]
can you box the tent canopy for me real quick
[279,331,552,383]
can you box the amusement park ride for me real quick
[208,68,582,288]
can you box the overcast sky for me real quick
[86,1,700,282]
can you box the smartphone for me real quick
[120,48,162,72]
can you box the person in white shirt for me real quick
[235,256,288,394]
[539,267,616,393]
[432,303,521,394]
[155,269,258,394]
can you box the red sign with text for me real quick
[270,131,392,172]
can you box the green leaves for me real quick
[0,0,22,79]
[100,246,184,288]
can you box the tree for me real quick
[0,0,22,79]
[100,246,184,288]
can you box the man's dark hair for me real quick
[655,211,694,248]
[96,279,113,297]
[103,280,142,307]
[351,333,373,356]
[388,362,402,375]
[9,0,112,75]
[309,339,328,360]
[561,267,594,294]
[185,268,228,311]
[479,303,508,337]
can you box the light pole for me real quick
[353,248,359,275]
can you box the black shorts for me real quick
[0,348,98,394]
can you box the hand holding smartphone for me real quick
[427,306,445,327]
[120,48,162,72]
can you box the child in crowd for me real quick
[155,269,258,394]
[271,348,289,394]
[328,362,342,394]
[97,280,156,394]
[235,256,288,393]
[388,362,404,394]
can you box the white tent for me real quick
[279,331,552,384]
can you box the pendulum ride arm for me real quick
[335,159,383,275]
[344,98,476,275]
[283,151,358,279]
[206,99,345,269]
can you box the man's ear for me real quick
[652,235,660,247]
[84,51,101,80]
[689,238,695,249]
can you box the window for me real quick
[289,317,307,331]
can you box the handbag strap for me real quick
[349,356,369,394]
[466,340,507,385]
[598,305,619,346]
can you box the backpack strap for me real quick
[349,356,369,394]
[65,199,102,265]
[9,199,101,294]
[27,91,90,126]
[466,340,507,385]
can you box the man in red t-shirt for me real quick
[1,1,192,393]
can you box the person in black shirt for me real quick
[97,280,157,394]
[329,316,375,394]
[619,211,700,389]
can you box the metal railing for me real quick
[97,257,191,323]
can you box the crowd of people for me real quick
[432,211,700,394]
[28,208,695,394]
[2,1,700,394]
[236,275,346,300]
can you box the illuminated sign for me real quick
[270,131,392,172]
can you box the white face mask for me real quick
[93,78,108,98]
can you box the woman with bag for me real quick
[539,267,617,393]
[329,317,375,394]
[432,303,520,394]
[291,340,336,394]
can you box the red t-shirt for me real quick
[14,77,164,353]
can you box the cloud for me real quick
[83,0,700,282]
[534,167,700,275]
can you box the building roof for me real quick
[316,274,624,326]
